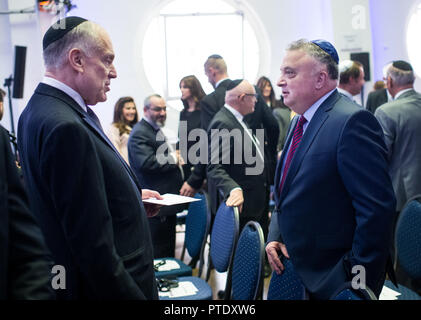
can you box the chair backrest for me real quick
[395,198,421,280]
[185,192,210,259]
[230,221,265,300]
[210,202,239,273]
[330,282,377,300]
[267,256,306,300]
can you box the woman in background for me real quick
[107,96,138,164]
[178,75,206,181]
[256,76,291,153]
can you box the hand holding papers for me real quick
[142,193,201,206]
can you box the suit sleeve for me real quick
[374,107,395,161]
[40,122,147,299]
[337,110,396,291]
[1,128,54,299]
[128,128,179,174]
[206,121,240,199]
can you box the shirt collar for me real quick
[394,88,413,100]
[42,76,87,112]
[215,77,230,89]
[302,88,336,130]
[337,87,354,100]
[143,116,161,131]
[224,104,244,123]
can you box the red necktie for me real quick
[279,115,307,193]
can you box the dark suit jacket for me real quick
[17,83,158,300]
[0,125,54,299]
[268,90,396,299]
[375,89,421,211]
[366,88,388,114]
[206,106,267,219]
[128,119,184,216]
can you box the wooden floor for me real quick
[174,224,270,300]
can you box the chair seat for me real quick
[154,258,193,279]
[382,280,421,300]
[158,276,212,300]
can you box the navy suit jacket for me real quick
[268,90,396,299]
[17,83,158,300]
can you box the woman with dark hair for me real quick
[256,76,291,153]
[178,75,206,183]
[107,96,138,163]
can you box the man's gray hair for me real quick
[287,39,339,80]
[144,94,163,109]
[43,21,104,69]
[387,64,415,87]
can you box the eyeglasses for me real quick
[240,93,259,99]
[157,278,179,292]
[149,106,167,112]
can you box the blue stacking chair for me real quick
[154,192,210,279]
[267,255,307,300]
[383,198,421,300]
[331,282,377,300]
[230,221,265,300]
[206,202,240,300]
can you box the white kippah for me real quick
[339,60,354,73]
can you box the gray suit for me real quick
[375,89,421,211]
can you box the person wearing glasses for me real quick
[207,79,269,234]
[128,94,185,258]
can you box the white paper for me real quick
[143,193,201,206]
[158,281,198,298]
[379,285,401,300]
[154,259,180,272]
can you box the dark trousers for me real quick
[148,215,177,259]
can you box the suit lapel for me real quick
[36,83,143,191]
[279,90,340,202]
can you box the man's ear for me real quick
[315,70,328,90]
[68,48,84,73]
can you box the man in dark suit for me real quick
[1,122,54,299]
[180,55,279,216]
[128,94,184,258]
[266,39,396,299]
[17,17,159,299]
[207,79,268,234]
[375,61,421,293]
[366,63,391,113]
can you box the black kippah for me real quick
[226,79,243,91]
[43,16,88,50]
[392,60,413,72]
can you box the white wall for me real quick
[1,0,419,134]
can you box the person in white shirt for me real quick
[337,60,365,104]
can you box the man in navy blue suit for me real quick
[266,39,396,299]
[17,17,160,299]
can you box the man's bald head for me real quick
[225,79,257,116]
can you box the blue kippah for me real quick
[311,39,339,64]
[43,16,88,50]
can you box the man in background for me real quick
[337,60,365,104]
[128,94,185,258]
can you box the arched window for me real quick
[142,0,263,112]
[407,3,421,77]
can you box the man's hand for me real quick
[141,189,163,217]
[265,241,289,275]
[226,188,244,213]
[179,181,196,197]
[175,150,185,166]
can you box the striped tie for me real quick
[279,115,307,193]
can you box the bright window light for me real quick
[142,0,260,111]
[407,3,421,78]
